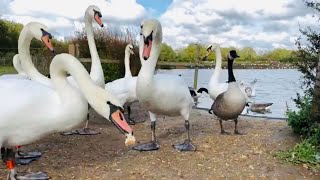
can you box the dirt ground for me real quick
[0,104,319,179]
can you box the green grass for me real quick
[275,138,320,172]
[0,66,16,75]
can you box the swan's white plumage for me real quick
[105,44,137,106]
[0,53,131,148]
[136,19,193,120]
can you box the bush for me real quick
[286,94,314,136]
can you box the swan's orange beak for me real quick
[111,110,133,134]
[143,38,152,60]
[41,36,54,52]
[94,14,104,27]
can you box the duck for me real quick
[104,44,137,125]
[133,19,195,152]
[0,53,135,180]
[247,102,273,114]
[209,50,247,135]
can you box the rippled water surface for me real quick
[157,68,303,118]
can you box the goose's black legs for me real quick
[173,120,197,151]
[234,118,245,135]
[219,119,231,135]
[132,121,160,151]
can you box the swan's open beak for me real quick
[41,30,54,52]
[94,14,104,27]
[143,31,153,60]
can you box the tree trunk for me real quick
[311,53,320,122]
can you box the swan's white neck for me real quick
[12,55,25,75]
[137,42,161,95]
[50,54,118,117]
[85,17,105,88]
[209,46,222,84]
[18,28,51,86]
[124,50,132,78]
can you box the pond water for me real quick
[156,68,304,119]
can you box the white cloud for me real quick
[1,0,147,39]
[160,0,318,51]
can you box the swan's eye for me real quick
[140,25,143,29]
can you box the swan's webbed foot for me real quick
[16,171,49,180]
[221,130,231,135]
[173,139,196,152]
[76,128,100,135]
[132,141,160,151]
[60,130,78,136]
[60,128,100,136]
[16,151,42,165]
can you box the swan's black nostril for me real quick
[143,56,148,60]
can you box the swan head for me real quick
[85,5,104,27]
[25,22,54,52]
[203,43,220,60]
[139,19,162,61]
[126,44,135,55]
[90,89,135,145]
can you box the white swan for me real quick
[0,53,135,179]
[105,44,137,125]
[209,50,247,135]
[132,19,195,152]
[64,5,105,135]
[0,21,54,83]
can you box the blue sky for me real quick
[137,0,172,17]
[0,0,318,51]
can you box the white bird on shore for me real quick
[0,51,135,179]
[133,19,196,152]
[105,44,137,125]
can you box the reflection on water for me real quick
[157,69,303,118]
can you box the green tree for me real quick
[159,43,176,61]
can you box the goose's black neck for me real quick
[227,57,236,83]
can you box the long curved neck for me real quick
[209,46,222,84]
[18,28,51,86]
[12,54,25,75]
[124,50,132,78]
[85,18,104,87]
[50,54,113,112]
